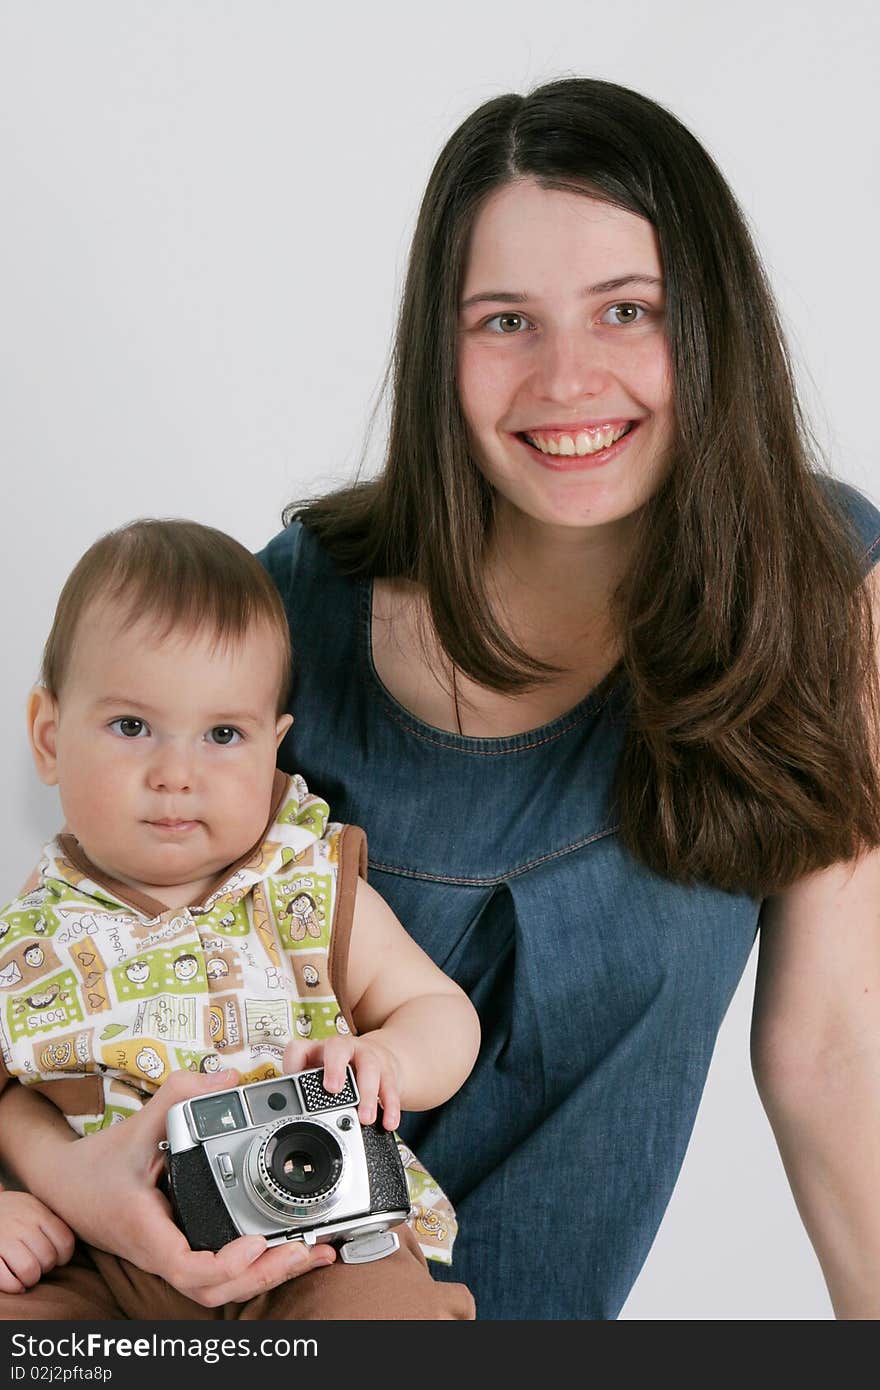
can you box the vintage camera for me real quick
[162,1067,411,1264]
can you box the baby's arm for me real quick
[0,1184,75,1294]
[285,878,481,1127]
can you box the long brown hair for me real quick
[289,78,880,895]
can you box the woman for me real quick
[257,78,880,1318]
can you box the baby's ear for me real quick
[27,686,60,786]
[275,712,294,746]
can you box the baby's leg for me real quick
[233,1225,475,1321]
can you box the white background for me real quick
[1,0,877,1319]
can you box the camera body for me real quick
[163,1067,411,1264]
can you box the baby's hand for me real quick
[0,1189,76,1293]
[282,1034,401,1131]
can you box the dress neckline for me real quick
[360,578,625,754]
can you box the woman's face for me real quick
[457,179,673,537]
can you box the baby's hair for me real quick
[41,518,293,710]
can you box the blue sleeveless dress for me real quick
[258,481,880,1319]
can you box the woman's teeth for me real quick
[523,423,632,456]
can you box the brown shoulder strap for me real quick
[327,825,368,1035]
[30,1075,104,1117]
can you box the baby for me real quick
[0,519,478,1320]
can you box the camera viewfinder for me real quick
[190,1090,246,1139]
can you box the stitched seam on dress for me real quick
[367,824,619,885]
[376,697,616,753]
[285,523,306,609]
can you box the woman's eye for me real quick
[601,302,646,326]
[109,717,148,739]
[207,726,242,746]
[485,312,531,334]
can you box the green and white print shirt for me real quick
[0,772,456,1263]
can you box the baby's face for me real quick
[33,602,291,905]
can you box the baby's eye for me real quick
[484,312,532,334]
[109,717,149,738]
[206,726,242,746]
[601,302,647,326]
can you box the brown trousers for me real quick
[0,1225,474,1321]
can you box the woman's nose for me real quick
[530,329,610,404]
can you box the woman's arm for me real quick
[0,1075,335,1306]
[751,851,880,1318]
[751,570,880,1320]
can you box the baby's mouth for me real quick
[518,422,635,457]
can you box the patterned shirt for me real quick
[0,771,456,1262]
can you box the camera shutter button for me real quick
[217,1152,236,1186]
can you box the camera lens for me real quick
[264,1123,343,1200]
[267,1092,287,1112]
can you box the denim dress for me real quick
[258,480,880,1320]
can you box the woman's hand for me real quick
[0,1189,75,1293]
[283,1034,402,1131]
[18,1070,336,1308]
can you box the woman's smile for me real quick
[514,419,637,469]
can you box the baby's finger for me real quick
[320,1037,355,1094]
[1,1239,41,1290]
[282,1039,322,1075]
[0,1258,25,1295]
[354,1052,382,1125]
[18,1225,61,1275]
[377,1074,401,1132]
[40,1217,76,1268]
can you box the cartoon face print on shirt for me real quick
[203,948,243,991]
[294,1011,312,1038]
[0,939,61,991]
[125,960,151,985]
[286,893,323,941]
[115,948,203,1002]
[173,954,199,984]
[135,1045,166,1081]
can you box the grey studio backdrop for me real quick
[1,0,877,1321]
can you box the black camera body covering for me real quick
[163,1067,411,1264]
